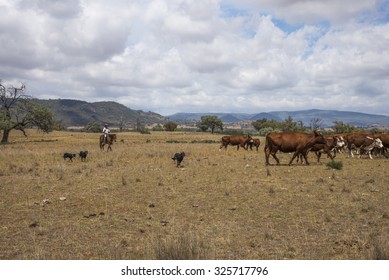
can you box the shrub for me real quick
[83,121,101,133]
[139,127,151,134]
[326,160,343,170]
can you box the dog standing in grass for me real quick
[63,153,76,161]
[172,152,185,167]
[79,151,88,161]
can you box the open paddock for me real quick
[0,130,388,259]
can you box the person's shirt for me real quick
[103,127,110,134]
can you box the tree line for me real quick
[0,80,375,143]
[194,115,366,135]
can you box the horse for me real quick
[99,134,117,151]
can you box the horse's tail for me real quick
[99,135,104,150]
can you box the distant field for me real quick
[0,130,388,260]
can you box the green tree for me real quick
[164,121,178,131]
[1,81,54,143]
[280,116,299,132]
[83,121,101,133]
[152,124,164,131]
[196,115,223,133]
[332,121,357,133]
[252,118,278,131]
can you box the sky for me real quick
[1,0,389,116]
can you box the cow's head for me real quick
[373,138,384,148]
[313,131,326,145]
[334,136,345,148]
[313,130,323,137]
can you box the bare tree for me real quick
[0,81,54,143]
[118,115,125,132]
[310,118,323,131]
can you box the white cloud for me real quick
[0,0,388,116]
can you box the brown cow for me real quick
[247,138,260,151]
[297,136,344,163]
[372,133,389,157]
[359,136,384,159]
[344,132,375,157]
[297,136,338,162]
[373,133,389,148]
[264,131,327,165]
[219,135,252,151]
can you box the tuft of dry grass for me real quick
[154,231,211,260]
[370,233,389,260]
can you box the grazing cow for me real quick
[264,131,327,165]
[219,135,252,151]
[79,151,88,161]
[359,137,384,159]
[172,152,185,167]
[63,153,76,161]
[247,138,261,151]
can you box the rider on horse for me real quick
[102,124,110,144]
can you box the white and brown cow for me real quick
[359,137,384,159]
[345,132,383,159]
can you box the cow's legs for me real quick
[264,145,272,165]
[265,145,280,165]
[315,152,321,162]
[271,153,280,165]
[289,151,309,165]
[219,143,227,150]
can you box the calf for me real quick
[63,153,76,161]
[79,151,88,161]
[315,136,345,161]
[297,136,335,163]
[172,152,185,167]
[247,138,261,151]
[220,135,252,151]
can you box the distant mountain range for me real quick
[33,99,389,128]
[168,109,389,127]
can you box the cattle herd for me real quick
[61,132,387,166]
[219,131,388,165]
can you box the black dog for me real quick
[172,152,185,167]
[79,151,88,161]
[63,153,76,161]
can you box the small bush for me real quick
[139,128,151,134]
[326,160,343,170]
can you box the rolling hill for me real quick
[169,109,389,127]
[34,99,168,127]
[33,98,389,128]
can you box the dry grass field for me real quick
[0,129,388,260]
